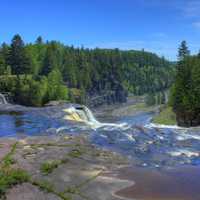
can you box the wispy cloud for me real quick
[178,0,200,31]
[192,22,200,29]
[182,1,200,18]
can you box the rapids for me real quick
[1,103,200,169]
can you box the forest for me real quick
[0,34,175,106]
[170,41,200,127]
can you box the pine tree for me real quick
[40,42,62,75]
[178,41,190,61]
[9,34,31,76]
[35,36,43,45]
[0,52,5,75]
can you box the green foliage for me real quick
[68,149,82,158]
[156,91,166,105]
[153,106,176,125]
[170,41,200,126]
[41,160,61,175]
[9,34,32,76]
[41,156,69,175]
[0,168,30,197]
[145,93,156,106]
[2,142,17,168]
[178,40,190,61]
[0,34,174,106]
[46,69,68,102]
[0,142,30,198]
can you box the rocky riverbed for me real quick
[1,100,200,200]
[0,135,134,200]
[2,134,200,200]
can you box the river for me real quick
[1,104,200,199]
[1,104,200,168]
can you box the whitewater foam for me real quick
[63,105,131,131]
[168,149,199,158]
[145,123,183,130]
[176,132,200,141]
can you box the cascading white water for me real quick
[62,105,130,130]
[0,93,7,104]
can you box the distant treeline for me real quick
[0,34,175,106]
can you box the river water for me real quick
[1,104,200,199]
[1,106,200,169]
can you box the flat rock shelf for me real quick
[0,135,133,200]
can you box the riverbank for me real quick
[93,96,160,120]
[1,134,200,200]
[152,106,177,126]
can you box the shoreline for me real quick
[115,165,200,200]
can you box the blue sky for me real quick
[1,0,200,60]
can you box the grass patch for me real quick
[41,158,69,175]
[0,142,30,198]
[1,142,17,168]
[68,149,82,158]
[40,160,61,175]
[153,106,177,125]
[0,168,30,198]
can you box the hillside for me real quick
[0,35,175,106]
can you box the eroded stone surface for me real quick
[6,183,61,200]
[1,135,131,200]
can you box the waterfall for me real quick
[0,93,7,104]
[63,105,101,128]
[63,105,129,130]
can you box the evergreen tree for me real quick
[0,54,5,75]
[9,34,31,76]
[170,42,200,126]
[35,36,43,45]
[1,43,10,68]
[41,42,63,75]
[178,41,190,61]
